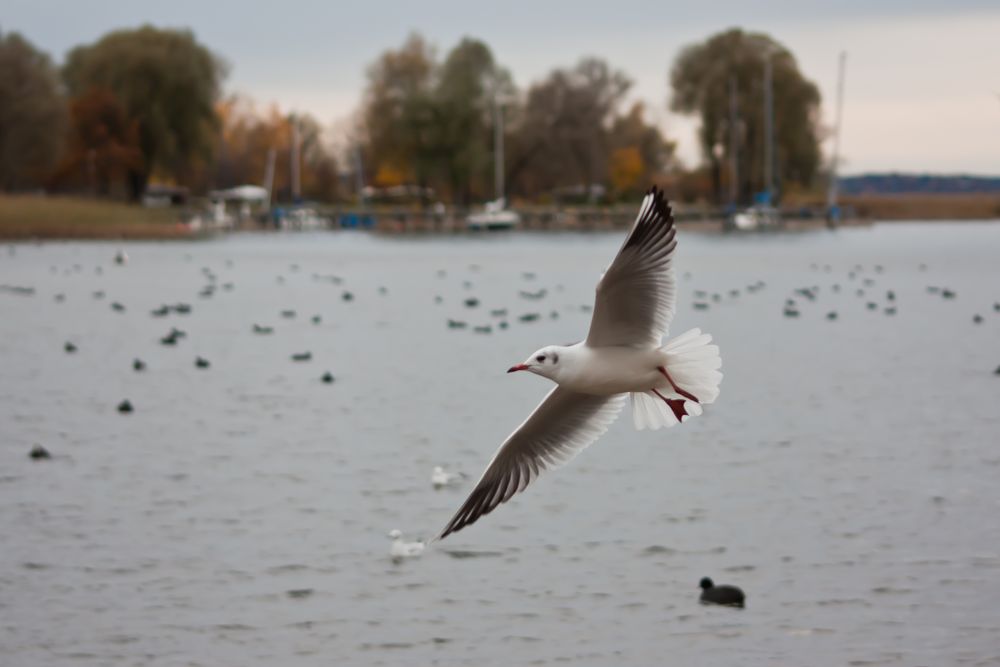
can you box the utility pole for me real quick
[763,54,774,203]
[827,51,847,218]
[728,74,739,207]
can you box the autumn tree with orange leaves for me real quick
[50,88,142,196]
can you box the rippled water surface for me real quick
[2,223,999,666]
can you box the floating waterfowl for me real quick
[29,444,51,460]
[111,302,125,312]
[342,291,354,302]
[195,356,210,369]
[431,466,463,489]
[291,352,312,362]
[160,328,186,346]
[64,342,77,353]
[973,314,983,324]
[473,325,492,334]
[117,400,133,414]
[388,529,425,562]
[464,297,480,308]
[321,371,335,384]
[281,310,296,319]
[447,319,467,329]
[692,302,709,310]
[311,315,322,324]
[827,311,838,320]
[699,577,745,608]
[519,289,547,300]
[133,359,146,371]
[518,312,540,323]
[252,324,273,334]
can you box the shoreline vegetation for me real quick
[2,193,999,241]
[0,196,199,240]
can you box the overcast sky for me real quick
[7,0,1000,174]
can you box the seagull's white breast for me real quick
[556,344,665,396]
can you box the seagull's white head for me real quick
[508,346,563,380]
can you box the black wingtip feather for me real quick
[625,184,674,252]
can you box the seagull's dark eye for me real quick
[536,355,546,362]
[552,353,559,364]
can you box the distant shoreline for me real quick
[2,193,998,240]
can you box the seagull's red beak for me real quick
[507,363,529,373]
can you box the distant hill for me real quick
[840,173,1000,195]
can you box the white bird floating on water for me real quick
[431,466,463,489]
[438,186,723,540]
[388,529,425,561]
[113,250,128,265]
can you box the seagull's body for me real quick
[438,187,722,539]
[525,343,668,395]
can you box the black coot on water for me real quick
[699,577,745,608]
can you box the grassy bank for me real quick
[841,193,1000,221]
[0,195,200,240]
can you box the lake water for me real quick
[2,223,999,666]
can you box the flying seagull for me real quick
[438,186,722,539]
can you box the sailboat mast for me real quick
[763,54,774,203]
[729,74,739,206]
[494,95,505,201]
[290,114,301,203]
[827,51,847,212]
[263,147,276,209]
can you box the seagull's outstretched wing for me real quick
[586,186,677,347]
[439,388,625,539]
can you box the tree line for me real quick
[0,26,824,206]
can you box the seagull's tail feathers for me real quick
[630,328,722,431]
[630,391,700,430]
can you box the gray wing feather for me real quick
[586,186,677,347]
[438,388,625,539]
